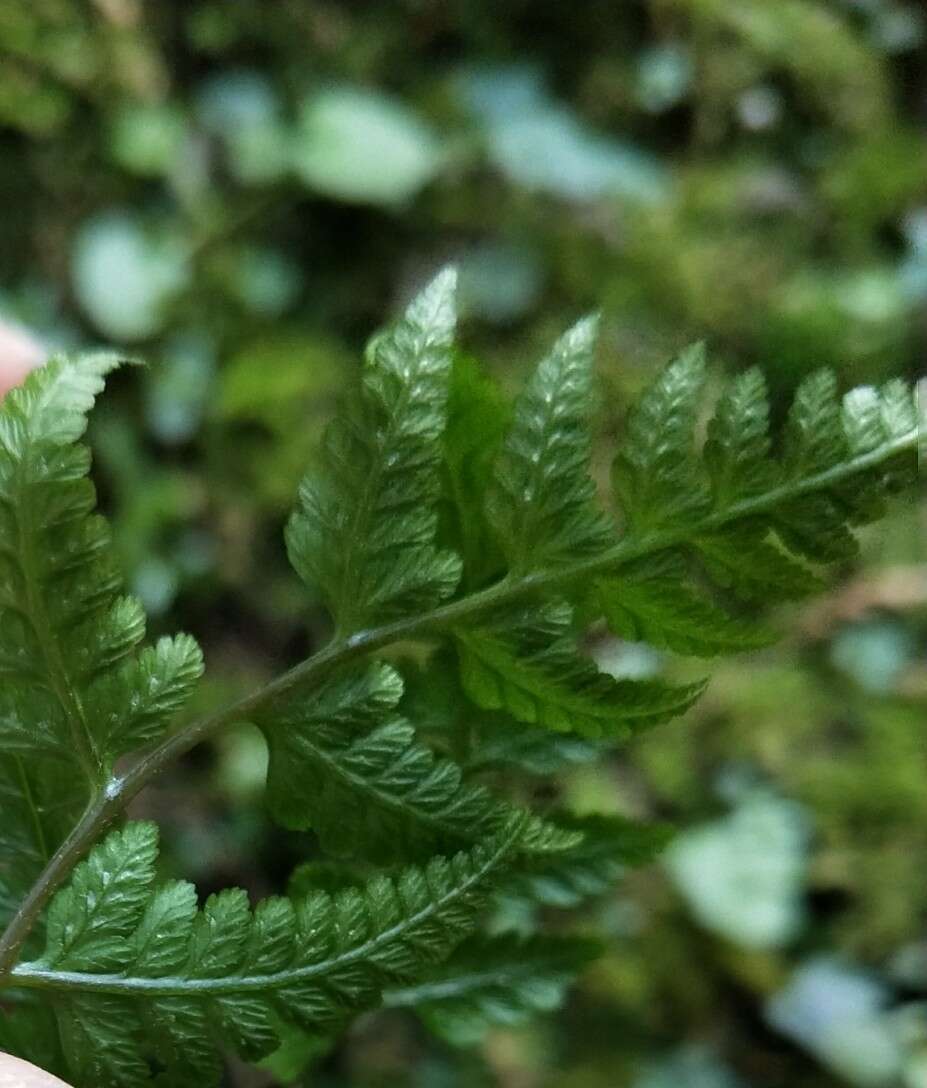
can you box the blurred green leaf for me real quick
[293,87,444,205]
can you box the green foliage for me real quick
[455,601,707,738]
[14,820,526,1085]
[285,270,462,634]
[0,355,203,773]
[496,814,674,914]
[385,935,600,1046]
[0,356,203,938]
[488,316,613,572]
[0,274,919,1088]
[595,553,776,657]
[613,342,710,533]
[440,355,511,589]
[1,3,925,1083]
[259,662,579,861]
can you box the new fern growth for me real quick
[0,270,920,1086]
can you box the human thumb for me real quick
[0,1052,74,1087]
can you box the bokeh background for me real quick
[1,2,925,1085]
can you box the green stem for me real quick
[0,427,917,985]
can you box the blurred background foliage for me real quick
[0,1,925,1085]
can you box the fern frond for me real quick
[385,935,599,1046]
[259,662,579,860]
[0,757,86,933]
[465,718,600,775]
[286,270,463,633]
[488,316,614,573]
[612,342,710,532]
[0,355,203,958]
[0,353,125,778]
[456,601,706,738]
[0,355,203,779]
[13,819,528,1087]
[440,354,511,589]
[594,552,776,656]
[0,293,920,1088]
[601,362,920,648]
[497,814,673,914]
[704,366,777,505]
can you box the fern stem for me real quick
[0,425,917,985]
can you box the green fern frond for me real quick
[0,354,203,779]
[497,814,673,914]
[488,316,614,573]
[612,342,710,532]
[465,718,600,775]
[600,361,919,651]
[0,285,920,1088]
[0,355,203,950]
[385,935,599,1046]
[0,757,86,933]
[594,552,776,656]
[13,819,528,1087]
[286,269,463,633]
[456,601,707,738]
[259,662,579,860]
[440,354,511,589]
[703,366,776,505]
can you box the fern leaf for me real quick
[488,316,614,572]
[595,552,776,656]
[0,354,203,778]
[44,823,159,972]
[783,368,845,478]
[612,342,710,532]
[608,361,919,629]
[0,757,86,934]
[84,634,204,757]
[286,270,462,633]
[385,935,599,1046]
[440,354,511,589]
[0,354,125,778]
[692,524,824,602]
[465,719,600,775]
[497,814,673,914]
[456,602,706,739]
[14,819,528,1088]
[704,367,777,505]
[259,662,578,860]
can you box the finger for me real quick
[0,1052,74,1088]
[0,320,45,398]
